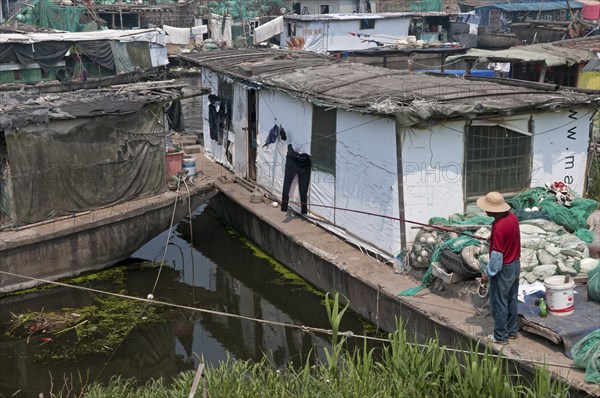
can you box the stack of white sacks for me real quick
[467,219,598,285]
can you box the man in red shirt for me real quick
[478,191,521,345]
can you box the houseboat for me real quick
[0,81,212,292]
[178,48,596,260]
[474,0,585,47]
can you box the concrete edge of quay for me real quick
[209,174,598,397]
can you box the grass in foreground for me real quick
[75,293,569,398]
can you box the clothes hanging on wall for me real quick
[208,94,220,142]
[279,125,287,141]
[281,144,311,215]
[166,100,184,132]
[263,124,280,148]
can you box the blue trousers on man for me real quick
[489,260,520,341]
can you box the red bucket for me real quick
[165,152,184,179]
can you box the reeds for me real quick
[75,294,571,398]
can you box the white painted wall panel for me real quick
[334,113,400,256]
[531,108,593,196]
[232,86,249,178]
[256,89,312,207]
[296,0,358,14]
[281,17,410,53]
[201,70,251,176]
[401,121,465,243]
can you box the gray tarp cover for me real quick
[0,39,160,75]
[5,104,166,225]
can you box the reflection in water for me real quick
[0,205,376,397]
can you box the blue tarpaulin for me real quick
[475,1,584,27]
[518,285,600,359]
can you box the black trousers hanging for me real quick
[281,146,311,214]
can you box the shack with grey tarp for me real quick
[0,81,206,227]
[0,29,168,84]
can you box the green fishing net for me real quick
[14,0,101,32]
[399,235,483,296]
[571,329,600,385]
[507,187,598,234]
[429,214,493,226]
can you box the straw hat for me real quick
[476,191,510,213]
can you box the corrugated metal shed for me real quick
[179,48,597,126]
[583,58,600,72]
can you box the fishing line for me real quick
[286,200,488,241]
[0,270,579,370]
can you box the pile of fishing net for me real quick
[571,329,600,385]
[401,215,491,296]
[409,214,492,269]
[588,261,600,303]
[507,185,598,244]
[408,215,597,288]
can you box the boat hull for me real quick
[0,186,214,293]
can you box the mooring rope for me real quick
[150,172,198,298]
[149,178,182,297]
[0,270,580,370]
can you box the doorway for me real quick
[247,89,257,181]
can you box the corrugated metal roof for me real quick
[476,0,583,11]
[178,49,597,126]
[583,58,600,72]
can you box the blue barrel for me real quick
[182,156,196,177]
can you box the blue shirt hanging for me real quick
[263,124,280,148]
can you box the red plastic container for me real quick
[165,152,183,179]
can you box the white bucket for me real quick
[543,275,575,316]
[182,156,196,177]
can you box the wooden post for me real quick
[119,7,123,29]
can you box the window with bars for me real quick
[311,105,336,175]
[466,125,532,198]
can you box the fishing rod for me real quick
[287,201,489,241]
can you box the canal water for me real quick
[0,205,378,397]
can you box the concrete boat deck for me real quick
[182,144,598,397]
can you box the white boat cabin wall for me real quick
[290,0,375,15]
[201,69,593,261]
[279,13,454,54]
[281,15,409,53]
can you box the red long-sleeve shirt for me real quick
[490,212,521,264]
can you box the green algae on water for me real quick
[226,226,324,297]
[2,261,164,362]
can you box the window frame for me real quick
[465,123,533,200]
[311,105,336,175]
